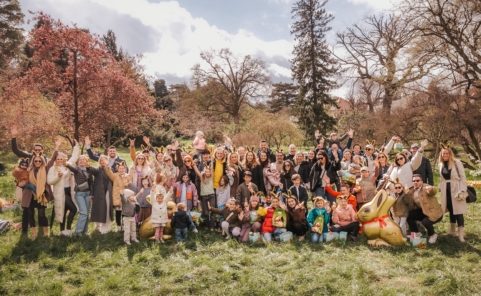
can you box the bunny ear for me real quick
[440,143,447,149]
[207,145,213,154]
[160,146,164,153]
[232,145,237,152]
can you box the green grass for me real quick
[1,151,481,295]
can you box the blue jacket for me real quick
[307,207,330,233]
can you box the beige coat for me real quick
[47,144,80,223]
[105,167,132,207]
[438,159,468,215]
[404,185,443,222]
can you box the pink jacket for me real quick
[332,205,357,227]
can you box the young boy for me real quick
[122,189,139,245]
[288,174,308,205]
[171,203,198,242]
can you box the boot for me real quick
[30,227,38,240]
[42,227,50,237]
[458,227,465,243]
[448,223,457,236]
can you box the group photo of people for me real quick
[9,125,473,246]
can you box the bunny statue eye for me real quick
[363,207,370,213]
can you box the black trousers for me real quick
[332,221,360,237]
[407,208,441,236]
[446,184,464,227]
[60,188,77,231]
[23,198,48,231]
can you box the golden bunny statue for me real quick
[139,201,177,240]
[357,185,406,247]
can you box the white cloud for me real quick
[347,0,399,10]
[83,0,295,82]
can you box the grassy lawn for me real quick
[1,150,481,295]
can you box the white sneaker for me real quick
[60,230,69,236]
[124,240,131,245]
[132,239,140,243]
[428,233,438,244]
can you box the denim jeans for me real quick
[175,228,188,241]
[263,228,287,242]
[75,191,90,234]
[311,232,323,243]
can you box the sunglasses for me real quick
[366,148,372,151]
[396,158,405,161]
[185,160,192,163]
[413,180,421,183]
[34,160,43,163]
[165,159,172,162]
[394,186,403,189]
[378,155,386,159]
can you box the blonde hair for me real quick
[98,155,108,165]
[177,203,186,211]
[438,147,455,167]
[77,155,90,166]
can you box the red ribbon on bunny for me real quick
[361,214,389,232]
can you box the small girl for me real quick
[151,193,169,243]
[216,174,234,209]
[193,163,215,227]
[285,196,307,241]
[239,195,263,242]
[135,177,152,225]
[307,197,330,243]
[193,131,206,160]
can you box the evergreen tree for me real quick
[291,0,338,138]
[0,0,24,71]
[102,30,124,61]
[267,82,298,113]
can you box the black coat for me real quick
[88,167,113,223]
[309,160,341,192]
[288,185,309,205]
[297,161,311,184]
[172,211,191,229]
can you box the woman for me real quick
[438,147,468,242]
[261,151,280,194]
[47,142,80,236]
[88,155,113,234]
[212,147,227,189]
[130,153,152,192]
[244,150,265,194]
[66,154,92,235]
[374,151,391,187]
[340,149,352,171]
[23,154,55,238]
[177,155,197,185]
[280,160,295,193]
[309,150,341,198]
[162,155,178,190]
[387,140,426,189]
[285,196,307,240]
[227,152,243,198]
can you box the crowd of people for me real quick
[10,126,471,245]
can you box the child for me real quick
[239,195,263,242]
[151,193,169,243]
[332,195,359,241]
[104,161,132,231]
[193,163,215,227]
[285,196,307,241]
[260,191,274,207]
[173,174,199,212]
[193,131,206,160]
[288,174,309,206]
[216,174,233,209]
[12,158,30,189]
[307,197,330,243]
[261,195,288,242]
[171,203,196,242]
[135,176,152,224]
[122,189,139,245]
[209,199,242,239]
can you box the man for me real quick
[85,136,125,173]
[286,144,297,162]
[363,144,376,175]
[325,183,357,210]
[257,140,276,163]
[404,174,443,244]
[410,143,434,185]
[236,171,258,207]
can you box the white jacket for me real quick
[151,200,169,225]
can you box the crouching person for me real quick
[239,195,263,242]
[331,195,359,241]
[209,199,242,239]
[405,174,443,244]
[261,195,288,242]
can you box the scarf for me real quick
[29,167,48,206]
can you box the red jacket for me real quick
[261,207,275,233]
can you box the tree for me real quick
[102,29,124,62]
[3,13,155,146]
[404,0,481,98]
[153,79,173,110]
[0,0,24,72]
[291,0,338,138]
[267,82,298,113]
[336,14,435,114]
[192,48,270,130]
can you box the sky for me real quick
[18,0,399,95]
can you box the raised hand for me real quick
[84,136,91,147]
[10,125,18,137]
[420,139,428,149]
[129,138,135,147]
[347,129,354,138]
[54,137,63,150]
[143,136,150,146]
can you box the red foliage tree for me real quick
[3,13,156,146]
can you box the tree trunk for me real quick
[382,88,393,114]
[73,50,80,141]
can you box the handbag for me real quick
[453,161,477,203]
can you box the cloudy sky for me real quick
[19,0,397,94]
